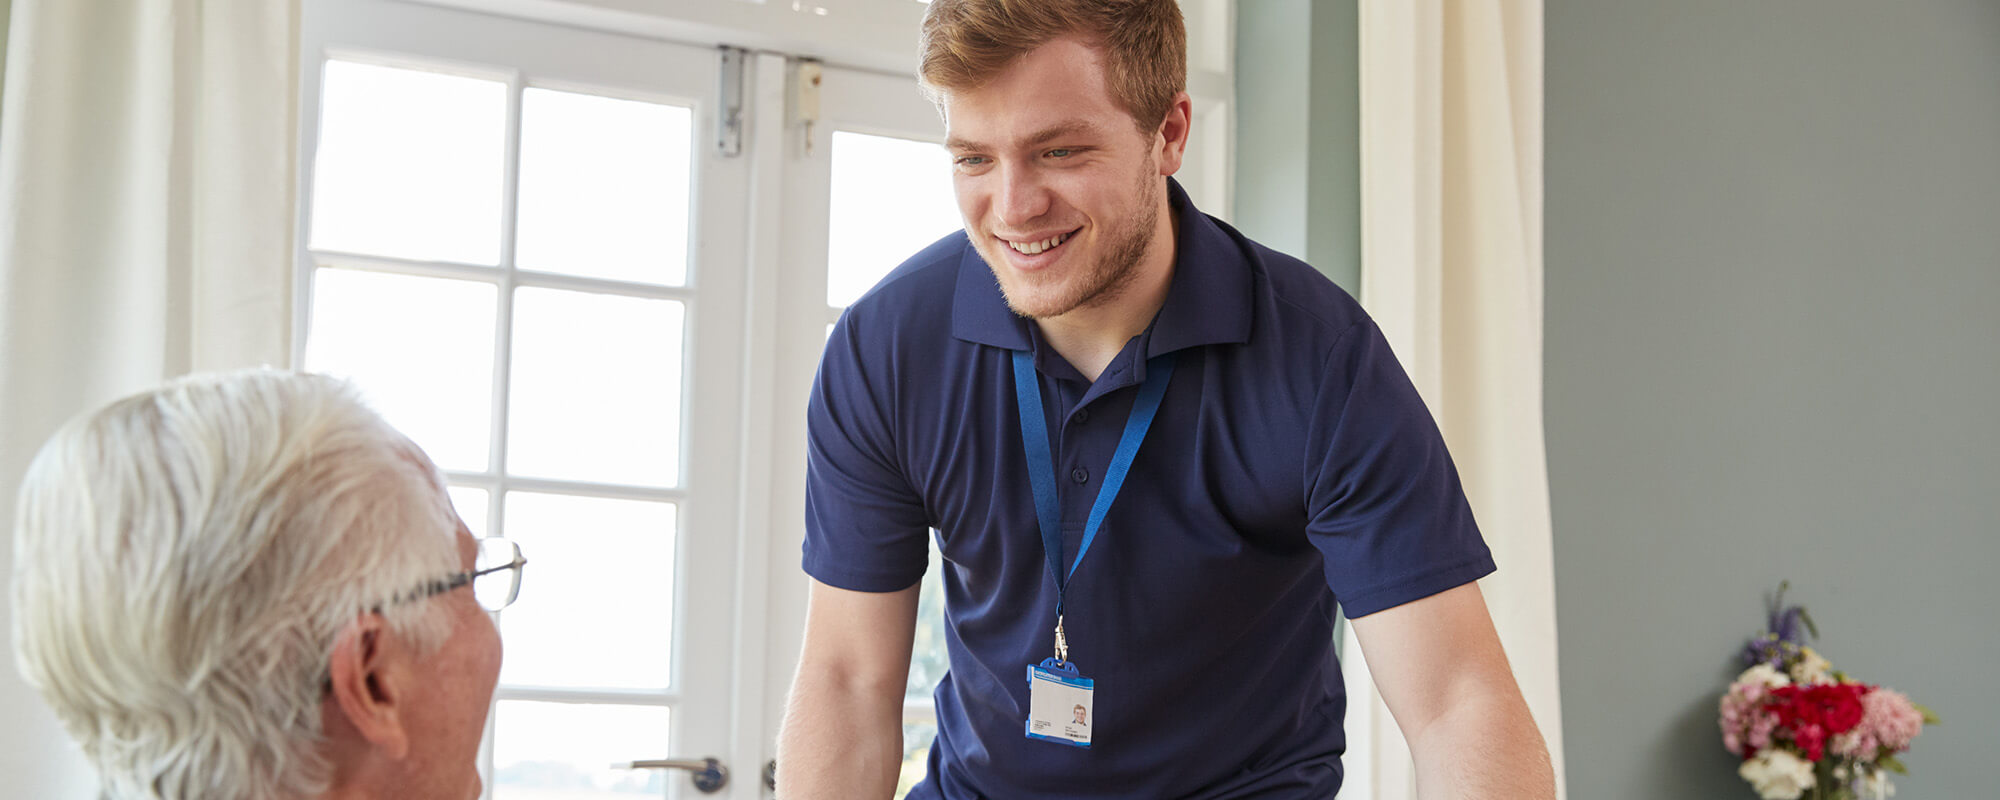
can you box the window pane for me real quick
[896,720,937,799]
[447,487,490,537]
[496,492,675,689]
[906,537,948,701]
[827,132,961,308]
[902,541,945,800]
[507,288,685,487]
[493,700,672,800]
[304,268,496,473]
[309,60,505,265]
[516,88,692,286]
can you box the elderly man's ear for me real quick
[325,613,413,760]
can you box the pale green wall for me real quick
[1232,0,1358,293]
[1547,1,2000,796]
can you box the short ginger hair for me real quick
[919,0,1187,133]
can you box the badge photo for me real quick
[1026,660,1094,747]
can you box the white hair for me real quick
[10,369,464,799]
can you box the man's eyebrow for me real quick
[1024,120,1098,146]
[945,120,1100,152]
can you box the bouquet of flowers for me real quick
[1720,583,1938,800]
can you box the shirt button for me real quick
[1074,409,1090,424]
[1071,466,1090,484]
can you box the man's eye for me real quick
[955,156,988,167]
[1045,149,1073,158]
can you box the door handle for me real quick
[615,756,729,794]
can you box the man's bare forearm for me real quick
[778,580,920,798]
[775,670,906,799]
[1408,692,1555,800]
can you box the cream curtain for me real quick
[1342,1,1566,798]
[0,1,298,793]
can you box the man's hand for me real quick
[1350,582,1556,799]
[775,578,922,800]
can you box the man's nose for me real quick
[994,163,1051,229]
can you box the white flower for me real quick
[1861,769,1896,800]
[1790,648,1833,685]
[1738,748,1816,800]
[1739,663,1792,690]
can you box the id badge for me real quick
[1025,659,1094,747]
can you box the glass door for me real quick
[296,1,755,797]
[763,63,958,799]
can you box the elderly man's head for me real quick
[11,370,505,799]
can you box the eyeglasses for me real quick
[401,537,527,612]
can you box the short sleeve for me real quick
[801,310,931,592]
[1303,319,1496,618]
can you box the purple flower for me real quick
[1743,582,1818,667]
[1741,633,1801,669]
[1771,606,1807,644]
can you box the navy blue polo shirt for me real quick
[803,180,1494,799]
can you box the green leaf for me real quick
[1879,754,1909,775]
[1799,608,1819,640]
[1912,703,1941,725]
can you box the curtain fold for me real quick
[0,1,298,793]
[1345,1,1565,798]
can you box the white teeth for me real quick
[1006,231,1073,255]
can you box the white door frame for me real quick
[296,2,758,796]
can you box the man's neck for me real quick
[1038,201,1179,383]
[1037,285,1166,383]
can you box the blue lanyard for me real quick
[1011,349,1176,623]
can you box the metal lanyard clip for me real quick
[1054,615,1070,664]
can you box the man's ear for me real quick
[1154,91,1194,176]
[326,613,410,760]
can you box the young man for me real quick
[778,1,1555,797]
[12,371,520,799]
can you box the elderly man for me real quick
[11,370,522,800]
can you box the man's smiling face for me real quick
[942,37,1170,320]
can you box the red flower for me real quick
[1765,683,1871,761]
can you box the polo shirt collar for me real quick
[950,244,1033,350]
[950,178,1255,357]
[1146,178,1254,356]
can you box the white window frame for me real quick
[295,2,1235,797]
[293,1,761,796]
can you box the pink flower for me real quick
[1721,674,1786,757]
[1831,689,1926,759]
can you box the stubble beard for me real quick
[985,165,1162,321]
